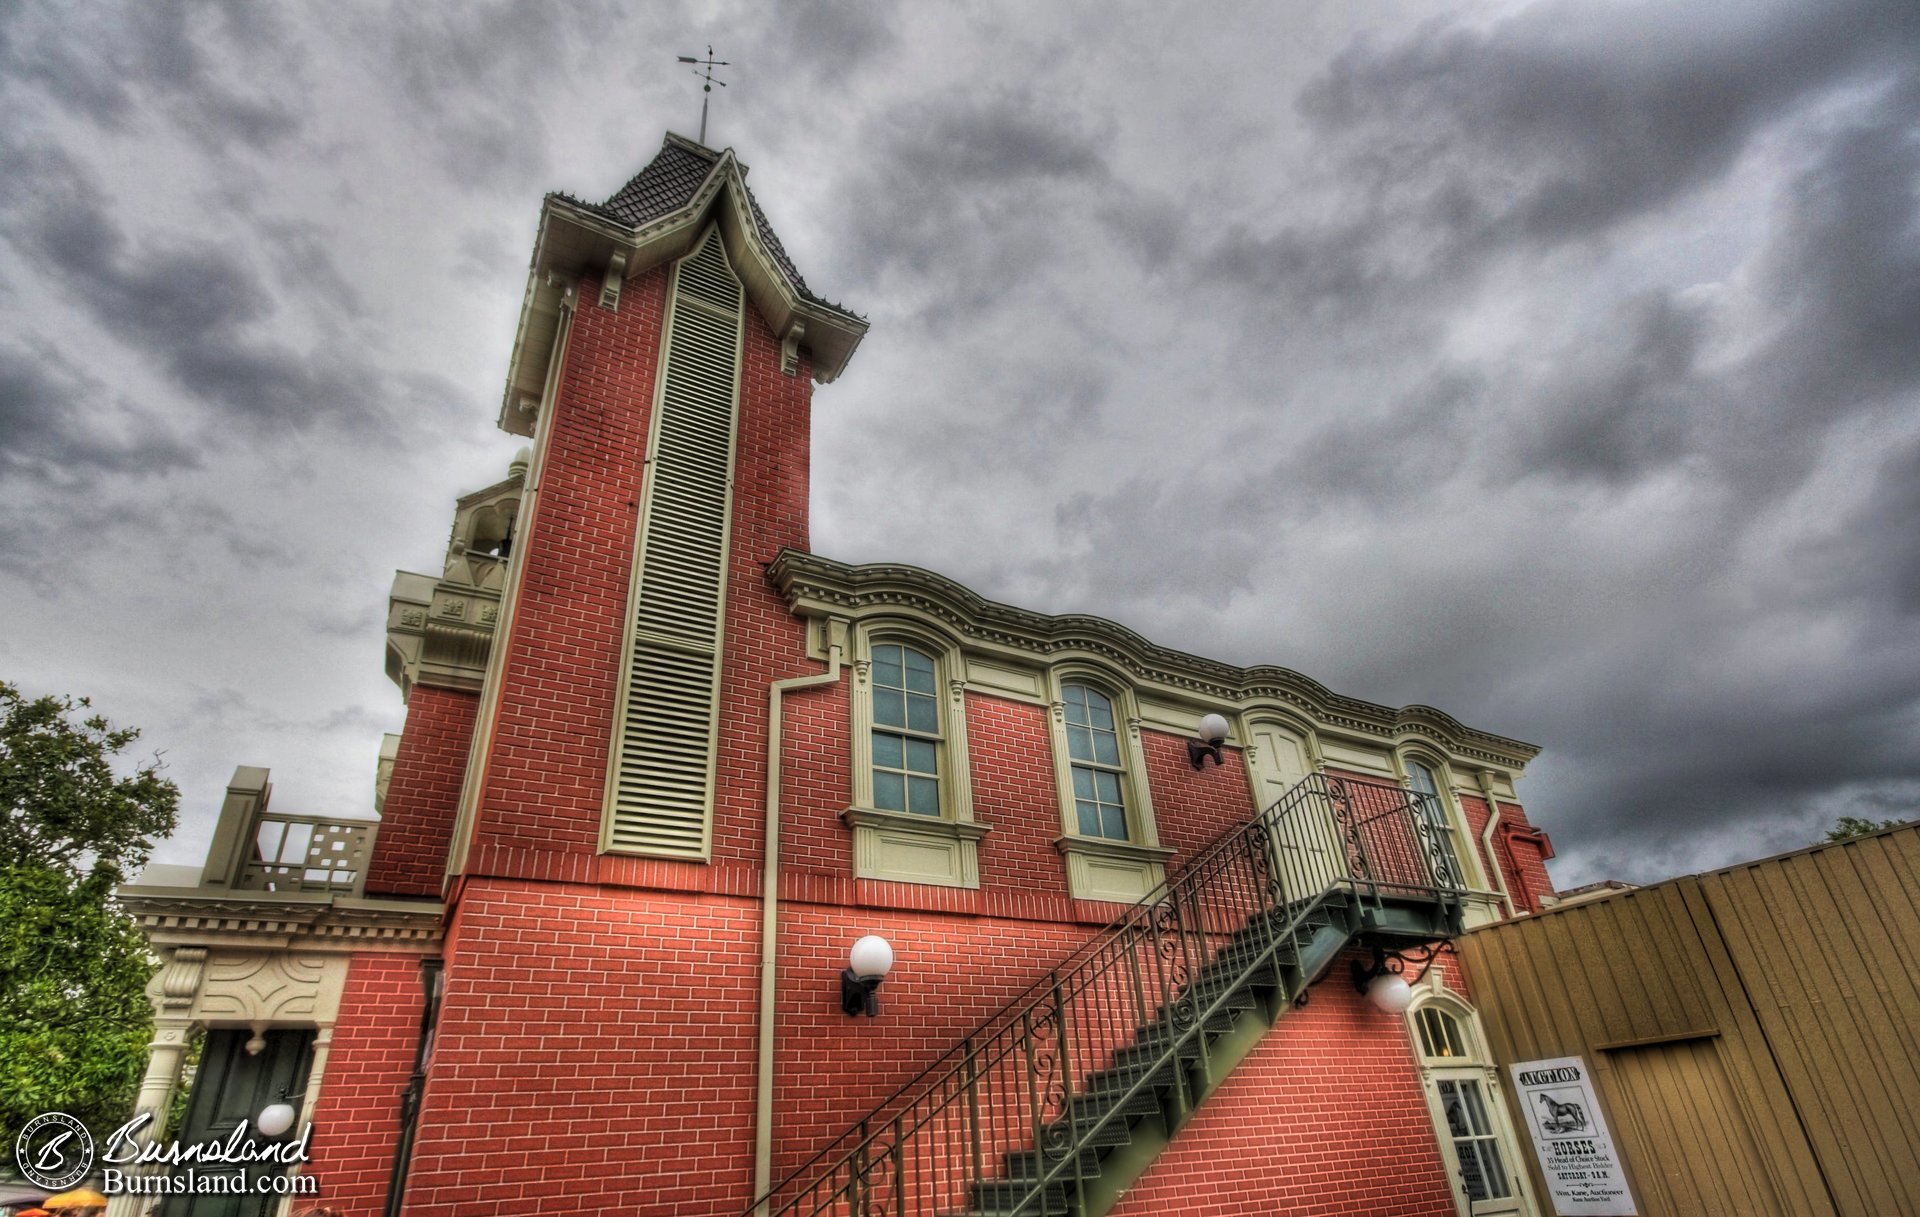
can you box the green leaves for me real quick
[0,681,181,1147]
[0,681,180,883]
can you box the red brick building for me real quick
[122,133,1559,1217]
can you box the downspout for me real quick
[754,618,848,1211]
[383,957,445,1217]
[1476,769,1518,917]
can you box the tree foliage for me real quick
[0,681,179,1149]
[1824,814,1908,842]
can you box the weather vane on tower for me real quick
[676,45,729,146]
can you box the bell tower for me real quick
[442,133,866,882]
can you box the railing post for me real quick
[1124,927,1147,1030]
[852,1118,870,1217]
[962,1035,983,1190]
[890,1115,905,1217]
[1049,971,1081,1212]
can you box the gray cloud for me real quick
[0,343,196,485]
[828,93,1115,297]
[0,0,301,150]
[1,0,1916,894]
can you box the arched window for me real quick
[844,629,983,889]
[1063,684,1127,839]
[870,642,941,815]
[1415,1004,1469,1060]
[1407,988,1535,1216]
[1046,672,1170,902]
[1406,757,1468,889]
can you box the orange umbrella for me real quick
[17,1208,53,1217]
[43,1191,107,1211]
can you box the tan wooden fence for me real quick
[1458,822,1920,1217]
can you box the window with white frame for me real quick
[1046,673,1171,902]
[870,642,942,815]
[843,630,985,889]
[1063,684,1128,839]
[1406,757,1468,889]
[1408,993,1534,1217]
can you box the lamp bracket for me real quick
[1348,938,1447,993]
[1187,739,1225,769]
[840,968,882,1018]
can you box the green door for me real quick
[162,1029,313,1217]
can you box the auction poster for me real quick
[1509,1056,1636,1216]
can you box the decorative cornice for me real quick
[769,550,1542,772]
[119,888,444,953]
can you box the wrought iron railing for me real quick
[749,773,1463,1217]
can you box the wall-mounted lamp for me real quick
[256,1087,305,1138]
[840,935,894,1017]
[1188,714,1231,769]
[1350,940,1445,1013]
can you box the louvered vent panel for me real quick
[606,229,742,857]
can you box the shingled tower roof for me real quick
[502,132,869,431]
[565,133,847,317]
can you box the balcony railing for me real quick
[195,767,378,896]
[237,813,376,892]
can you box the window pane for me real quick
[1063,686,1089,725]
[1067,724,1095,763]
[1459,1079,1493,1134]
[873,771,905,812]
[873,647,904,690]
[906,692,938,734]
[1092,730,1121,767]
[903,648,936,693]
[907,776,940,815]
[1095,769,1123,805]
[872,731,904,770]
[874,689,906,729]
[1101,805,1128,840]
[1458,1139,1492,1199]
[904,737,937,776]
[1474,1139,1511,1198]
[1438,1081,1469,1137]
[1072,767,1095,800]
[1077,801,1103,837]
[1086,692,1115,731]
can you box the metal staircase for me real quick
[748,773,1465,1217]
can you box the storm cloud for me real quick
[1,0,1915,885]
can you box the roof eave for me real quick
[497,160,866,435]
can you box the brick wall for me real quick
[767,904,1119,1188]
[459,270,820,894]
[1107,949,1457,1217]
[365,686,477,897]
[1141,729,1252,858]
[399,879,762,1217]
[303,954,427,1217]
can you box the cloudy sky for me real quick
[2,0,1916,889]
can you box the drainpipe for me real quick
[754,619,847,1211]
[384,957,445,1217]
[1476,769,1518,917]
